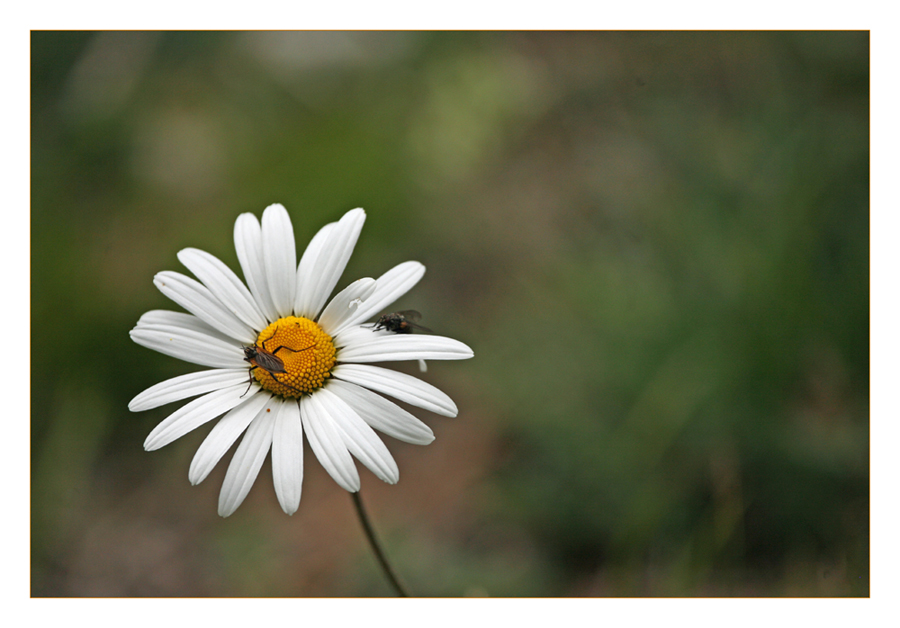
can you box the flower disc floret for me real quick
[249,316,336,397]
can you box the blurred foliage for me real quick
[31,31,868,597]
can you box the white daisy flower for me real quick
[129,204,474,517]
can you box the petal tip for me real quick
[235,212,260,228]
[340,207,367,228]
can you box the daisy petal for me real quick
[144,383,254,451]
[129,368,250,411]
[328,379,435,445]
[337,334,475,362]
[154,271,257,344]
[317,277,377,336]
[134,310,235,343]
[316,388,399,484]
[294,208,366,319]
[293,222,335,316]
[342,260,426,328]
[177,247,269,331]
[271,398,303,515]
[261,204,297,317]
[130,323,246,368]
[218,402,277,517]
[301,394,360,492]
[188,391,272,485]
[332,364,459,417]
[332,324,383,348]
[234,212,279,322]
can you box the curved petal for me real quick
[341,261,425,328]
[217,401,277,517]
[134,310,235,344]
[188,390,272,485]
[332,324,381,349]
[294,208,366,319]
[129,324,247,369]
[317,277,377,337]
[271,398,303,515]
[177,247,269,331]
[129,368,250,412]
[337,334,474,362]
[332,364,458,417]
[315,388,399,484]
[234,211,279,323]
[294,222,335,311]
[328,379,435,445]
[294,222,337,296]
[301,394,360,492]
[154,271,257,344]
[144,383,255,451]
[261,204,297,317]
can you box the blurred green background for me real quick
[31,31,868,597]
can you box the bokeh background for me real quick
[31,31,868,597]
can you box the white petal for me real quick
[301,394,360,492]
[294,222,336,317]
[144,383,254,451]
[129,368,249,412]
[217,402,277,517]
[188,391,272,485]
[129,324,247,369]
[294,208,366,319]
[337,334,474,362]
[332,324,383,348]
[135,310,234,343]
[317,277,377,336]
[328,379,435,445]
[315,388,399,484]
[177,247,269,331]
[332,364,458,417]
[234,211,279,323]
[261,204,297,317]
[341,261,426,328]
[154,271,257,344]
[271,398,303,515]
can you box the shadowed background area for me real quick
[31,31,868,597]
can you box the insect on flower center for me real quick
[246,316,336,398]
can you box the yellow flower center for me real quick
[247,316,336,398]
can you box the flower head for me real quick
[129,204,473,516]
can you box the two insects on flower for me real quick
[129,205,473,517]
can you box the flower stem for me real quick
[351,491,410,597]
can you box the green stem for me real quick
[351,491,410,597]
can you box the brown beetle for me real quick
[242,332,313,396]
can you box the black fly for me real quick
[372,310,432,334]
